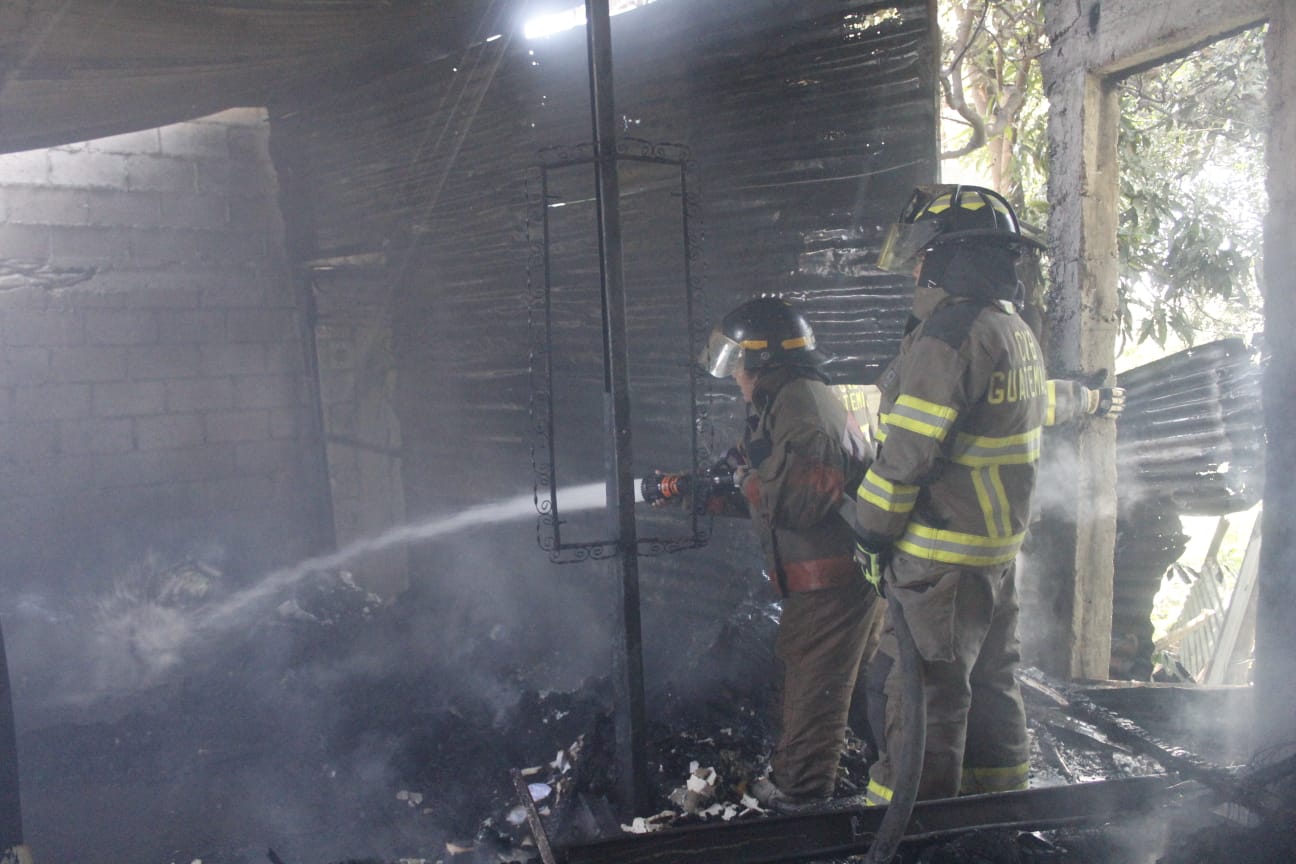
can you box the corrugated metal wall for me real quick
[270,0,937,689]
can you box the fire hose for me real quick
[863,594,925,864]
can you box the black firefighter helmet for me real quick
[876,184,1044,272]
[699,296,828,378]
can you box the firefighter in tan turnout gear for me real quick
[695,296,882,813]
[854,185,1124,805]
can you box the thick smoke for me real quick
[4,484,619,863]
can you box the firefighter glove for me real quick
[855,541,890,595]
[1085,386,1126,418]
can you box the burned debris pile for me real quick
[17,557,1294,864]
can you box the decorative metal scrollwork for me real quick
[527,139,711,563]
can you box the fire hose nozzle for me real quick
[638,472,693,505]
[637,462,737,506]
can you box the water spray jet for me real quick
[110,483,614,674]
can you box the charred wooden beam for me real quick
[1018,669,1284,820]
[513,769,558,864]
[555,776,1177,864]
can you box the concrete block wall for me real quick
[0,108,327,594]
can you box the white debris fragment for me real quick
[669,765,720,815]
[506,805,529,826]
[519,764,544,777]
[527,782,551,802]
[395,789,424,807]
[550,750,570,773]
[621,811,675,834]
[740,793,762,811]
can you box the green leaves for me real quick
[1114,26,1266,346]
[939,4,1266,349]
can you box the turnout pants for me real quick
[865,553,1029,804]
[771,576,882,799]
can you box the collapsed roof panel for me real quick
[1117,337,1266,516]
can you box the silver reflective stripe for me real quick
[950,428,1041,466]
[896,523,1025,566]
[857,471,919,515]
[972,466,1010,538]
[888,395,958,441]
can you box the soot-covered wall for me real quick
[271,0,937,691]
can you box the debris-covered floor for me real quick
[13,564,1295,864]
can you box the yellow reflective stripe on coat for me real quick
[960,762,1029,794]
[895,523,1025,566]
[1046,381,1058,426]
[970,466,1012,538]
[886,394,958,441]
[857,469,919,515]
[875,414,889,443]
[950,427,1042,467]
[864,779,894,806]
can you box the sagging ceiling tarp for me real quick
[0,0,483,154]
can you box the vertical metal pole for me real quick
[0,620,24,853]
[585,0,649,815]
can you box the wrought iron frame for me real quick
[527,138,712,563]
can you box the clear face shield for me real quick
[698,327,744,378]
[876,220,942,272]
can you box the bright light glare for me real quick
[523,0,657,40]
[524,7,584,39]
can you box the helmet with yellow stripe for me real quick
[699,295,828,378]
[876,184,1044,272]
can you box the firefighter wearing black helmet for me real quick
[698,295,881,813]
[856,185,1124,805]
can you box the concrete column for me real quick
[1037,66,1120,680]
[1038,0,1272,681]
[1256,0,1296,757]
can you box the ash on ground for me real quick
[15,563,1293,864]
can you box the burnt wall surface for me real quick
[271,0,937,692]
[0,109,328,698]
